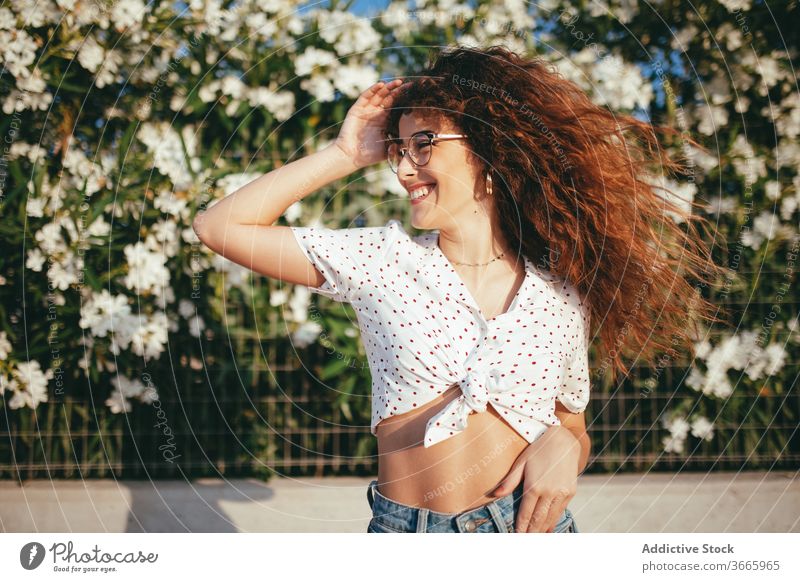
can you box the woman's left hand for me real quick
[489,425,581,533]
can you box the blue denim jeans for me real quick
[366,479,579,533]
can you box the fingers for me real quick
[380,80,411,108]
[545,501,568,533]
[525,496,553,533]
[370,78,405,108]
[514,484,539,533]
[355,80,391,107]
[516,485,571,533]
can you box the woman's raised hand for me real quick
[334,78,411,170]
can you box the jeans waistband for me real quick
[367,479,525,533]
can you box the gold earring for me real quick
[486,171,493,197]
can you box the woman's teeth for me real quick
[411,185,435,203]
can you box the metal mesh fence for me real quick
[2,267,798,480]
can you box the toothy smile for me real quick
[409,183,436,203]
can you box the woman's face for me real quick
[394,112,484,231]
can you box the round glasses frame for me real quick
[383,131,469,173]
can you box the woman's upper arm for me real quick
[193,220,400,303]
[193,223,328,289]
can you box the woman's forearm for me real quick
[192,143,359,243]
[532,424,590,475]
[573,430,591,474]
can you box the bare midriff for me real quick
[375,382,530,514]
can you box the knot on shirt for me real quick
[422,366,502,448]
[457,367,500,414]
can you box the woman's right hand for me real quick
[334,78,411,170]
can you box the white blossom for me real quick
[25,248,46,272]
[0,7,15,30]
[690,416,715,441]
[188,314,205,338]
[79,289,133,338]
[60,147,106,197]
[662,434,685,454]
[666,415,691,439]
[333,63,380,100]
[765,181,781,201]
[130,311,170,359]
[730,135,767,181]
[220,75,247,100]
[300,75,336,103]
[650,176,697,223]
[696,104,729,136]
[269,288,289,307]
[380,2,415,38]
[12,0,61,27]
[745,343,788,380]
[198,79,220,103]
[154,190,191,222]
[77,36,106,74]
[694,339,712,360]
[6,360,53,410]
[105,388,132,414]
[774,93,800,139]
[111,374,148,399]
[123,241,171,295]
[110,0,147,32]
[741,211,778,250]
[590,54,653,110]
[292,320,322,348]
[317,10,382,56]
[86,215,112,238]
[294,47,338,77]
[0,331,12,359]
[216,173,262,196]
[210,254,251,292]
[7,141,47,164]
[4,69,53,113]
[670,24,698,51]
[26,196,46,218]
[0,28,37,78]
[178,299,196,319]
[587,0,639,23]
[137,122,197,189]
[284,200,303,224]
[48,250,83,291]
[146,220,181,259]
[684,144,719,173]
[706,195,738,216]
[780,190,800,221]
[287,283,312,323]
[247,87,296,122]
[34,221,68,255]
[718,0,752,12]
[687,331,776,399]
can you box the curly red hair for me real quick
[385,44,730,383]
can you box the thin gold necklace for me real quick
[436,233,512,267]
[449,251,506,267]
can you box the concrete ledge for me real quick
[1,471,797,533]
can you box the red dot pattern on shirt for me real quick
[289,219,591,446]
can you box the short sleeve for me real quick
[558,300,591,414]
[289,219,401,303]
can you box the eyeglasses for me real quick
[383,131,469,173]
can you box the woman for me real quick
[193,45,726,533]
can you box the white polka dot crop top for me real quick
[290,218,592,448]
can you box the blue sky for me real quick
[307,0,391,16]
[344,0,390,15]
